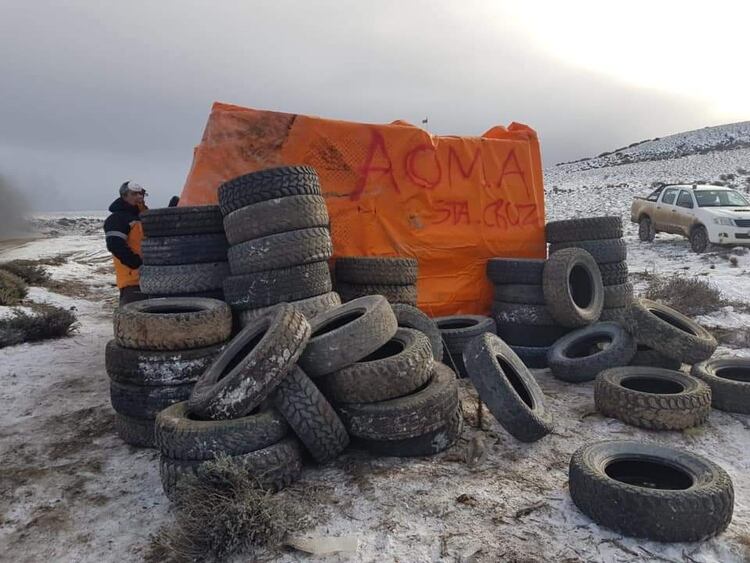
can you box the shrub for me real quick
[0,305,78,348]
[643,274,729,316]
[0,269,28,305]
[0,260,50,284]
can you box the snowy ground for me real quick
[2,182,750,562]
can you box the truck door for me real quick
[673,190,697,236]
[655,187,680,233]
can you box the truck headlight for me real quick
[713,218,735,226]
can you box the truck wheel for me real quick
[690,225,709,253]
[638,217,655,242]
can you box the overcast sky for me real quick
[1,1,748,211]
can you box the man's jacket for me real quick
[104,198,145,289]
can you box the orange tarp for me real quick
[180,102,546,316]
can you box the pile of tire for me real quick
[217,166,340,325]
[434,315,496,377]
[139,206,229,299]
[334,256,418,306]
[106,297,232,448]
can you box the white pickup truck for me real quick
[631,184,750,252]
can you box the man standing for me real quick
[104,181,148,305]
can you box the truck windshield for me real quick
[694,190,750,207]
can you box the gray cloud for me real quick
[0,1,724,210]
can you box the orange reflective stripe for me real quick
[114,221,143,289]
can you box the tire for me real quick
[335,257,418,285]
[603,282,633,308]
[691,358,750,414]
[491,302,556,326]
[299,295,398,377]
[594,367,711,430]
[599,307,627,324]
[141,234,228,266]
[486,258,545,285]
[391,303,443,361]
[569,440,733,542]
[549,238,627,264]
[599,261,629,286]
[336,363,459,440]
[109,380,193,419]
[638,216,656,242]
[543,248,604,327]
[223,195,329,245]
[227,227,333,275]
[223,261,332,310]
[114,413,155,448]
[218,166,321,216]
[155,402,288,460]
[270,367,349,463]
[511,345,549,369]
[160,437,303,499]
[495,322,570,347]
[690,225,709,253]
[105,340,224,386]
[630,345,682,371]
[141,206,224,238]
[113,297,232,351]
[547,322,636,383]
[352,407,463,457]
[463,333,553,442]
[493,284,545,305]
[319,328,433,403]
[336,282,417,306]
[624,299,717,364]
[546,216,622,243]
[435,315,497,355]
[443,351,468,378]
[188,304,310,419]
[237,292,341,326]
[140,263,230,295]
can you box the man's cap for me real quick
[119,181,147,196]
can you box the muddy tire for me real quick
[114,413,155,448]
[299,295,398,377]
[546,216,622,243]
[218,166,321,216]
[227,227,333,275]
[223,195,329,245]
[237,292,341,326]
[495,322,570,347]
[690,225,709,253]
[463,333,553,442]
[336,363,459,440]
[543,248,604,327]
[603,282,634,308]
[270,367,349,463]
[142,233,228,266]
[223,261,332,310]
[140,262,230,295]
[435,315,497,356]
[113,297,232,351]
[492,302,556,326]
[319,328,433,403]
[691,358,750,414]
[109,380,193,419]
[638,216,656,242]
[547,322,636,383]
[630,346,682,370]
[569,440,733,542]
[335,257,418,285]
[486,258,545,285]
[599,307,627,323]
[141,206,223,238]
[188,304,310,419]
[336,282,417,306]
[105,340,224,386]
[391,303,443,361]
[624,299,717,364]
[493,284,545,305]
[549,238,627,264]
[599,261,629,286]
[595,367,711,430]
[511,345,550,369]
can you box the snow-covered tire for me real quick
[223,261,332,310]
[463,333,553,442]
[486,258,545,285]
[599,261,629,286]
[493,284,545,305]
[188,304,310,419]
[511,345,550,369]
[113,297,231,351]
[155,402,288,460]
[691,358,750,414]
[435,315,497,356]
[391,303,443,361]
[299,295,398,377]
[335,257,418,285]
[604,282,634,308]
[336,282,417,306]
[160,437,303,499]
[270,367,349,463]
[542,248,604,327]
[546,216,623,243]
[141,233,228,266]
[114,413,155,448]
[227,227,332,275]
[569,441,733,542]
[495,322,569,347]
[140,262,230,295]
[336,363,459,440]
[547,322,636,383]
[218,166,321,216]
[237,292,341,326]
[492,302,556,326]
[105,340,224,386]
[319,328,433,403]
[109,380,192,419]
[630,346,681,370]
[549,238,627,264]
[624,299,717,364]
[141,206,223,238]
[223,195,329,245]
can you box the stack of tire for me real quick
[300,295,463,457]
[106,297,232,448]
[334,257,418,306]
[486,258,570,369]
[217,166,340,325]
[139,206,229,299]
[434,315,496,377]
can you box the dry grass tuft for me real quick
[0,305,78,348]
[0,260,50,284]
[0,269,28,305]
[643,274,734,316]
